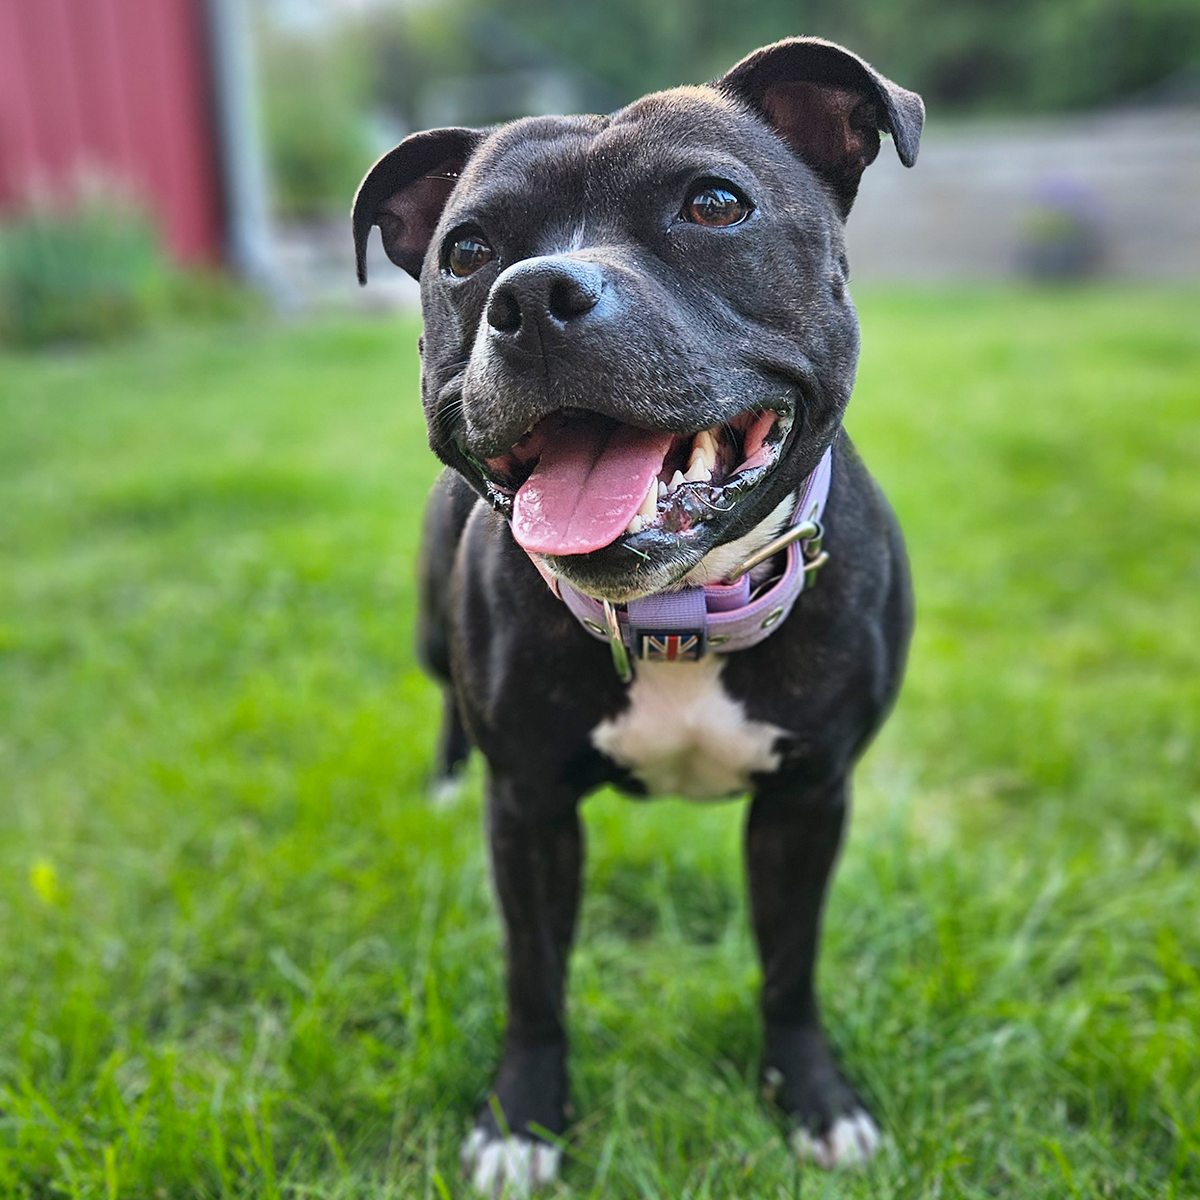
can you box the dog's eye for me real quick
[683,184,753,228]
[444,231,494,278]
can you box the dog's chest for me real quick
[590,657,786,799]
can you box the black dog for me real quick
[354,36,922,1193]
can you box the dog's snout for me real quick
[486,257,603,344]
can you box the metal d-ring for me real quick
[601,599,634,684]
[724,519,820,583]
[801,550,830,588]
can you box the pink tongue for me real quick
[512,421,673,556]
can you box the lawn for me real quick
[0,288,1197,1199]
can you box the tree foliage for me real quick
[369,0,1200,118]
[259,26,374,219]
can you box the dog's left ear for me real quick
[717,37,923,217]
[352,127,484,283]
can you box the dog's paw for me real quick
[461,1128,562,1197]
[760,1027,881,1171]
[790,1108,880,1169]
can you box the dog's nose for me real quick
[486,257,603,345]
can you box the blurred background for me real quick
[2,0,1200,330]
[2,3,1199,1195]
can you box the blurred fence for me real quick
[277,104,1200,311]
[848,107,1200,280]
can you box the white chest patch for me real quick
[591,656,786,799]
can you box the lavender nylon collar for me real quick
[556,446,833,662]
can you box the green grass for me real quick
[1,288,1198,1198]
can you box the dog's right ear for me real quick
[352,127,484,284]
[717,38,923,217]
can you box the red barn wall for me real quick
[0,0,225,263]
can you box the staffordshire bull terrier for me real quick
[353,35,923,1193]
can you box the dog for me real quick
[353,36,922,1193]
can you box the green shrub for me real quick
[0,194,171,348]
[166,265,266,325]
[0,192,264,349]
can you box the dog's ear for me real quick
[352,127,484,283]
[717,37,923,217]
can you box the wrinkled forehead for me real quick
[443,88,780,229]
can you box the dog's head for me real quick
[353,37,922,601]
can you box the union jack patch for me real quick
[636,631,705,663]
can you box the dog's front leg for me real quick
[462,772,582,1195]
[746,777,881,1170]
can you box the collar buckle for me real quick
[724,518,820,584]
[601,599,634,683]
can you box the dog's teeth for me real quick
[685,428,718,483]
[658,480,668,500]
[638,479,657,520]
[668,470,686,494]
[626,514,646,535]
[689,428,719,472]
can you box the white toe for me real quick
[461,1127,487,1168]
[430,776,466,805]
[790,1109,880,1169]
[462,1131,561,1197]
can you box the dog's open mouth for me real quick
[474,406,792,558]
